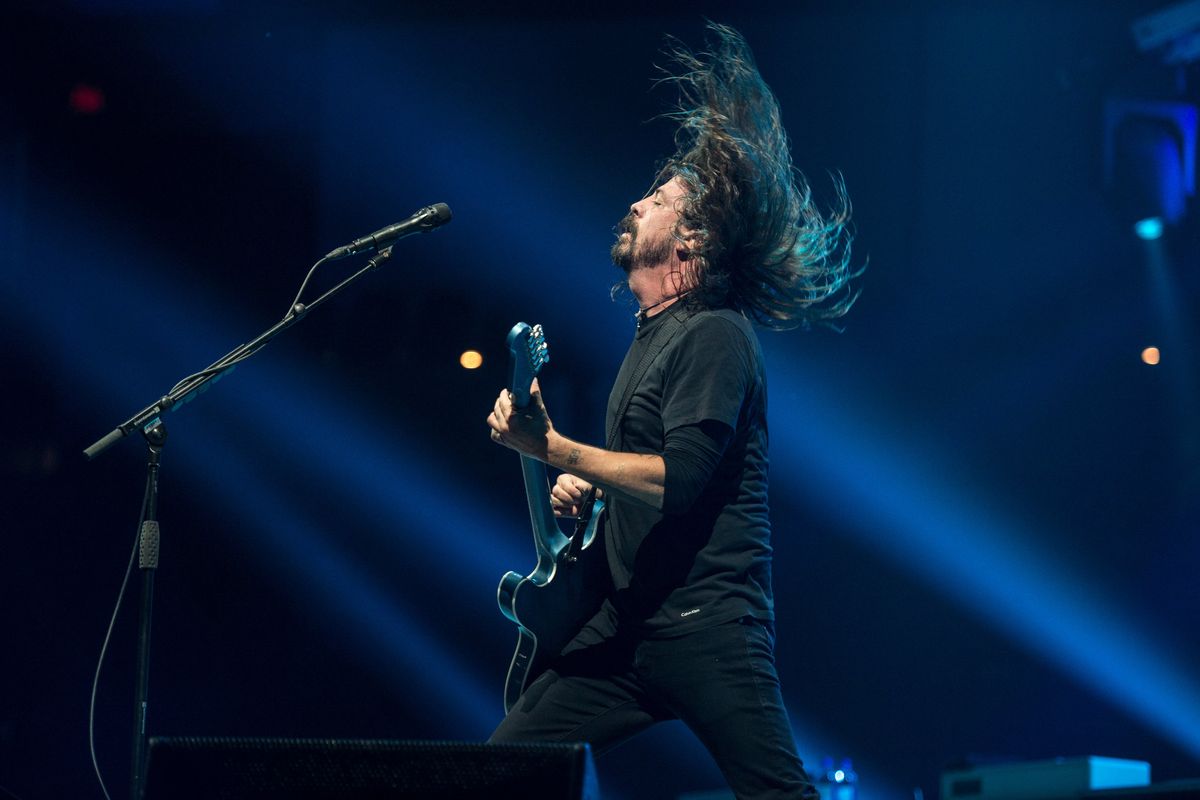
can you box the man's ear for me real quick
[676,225,701,262]
[676,237,698,261]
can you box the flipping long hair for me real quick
[653,23,859,328]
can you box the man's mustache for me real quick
[615,214,636,237]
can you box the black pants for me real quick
[490,616,819,800]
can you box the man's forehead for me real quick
[654,176,689,198]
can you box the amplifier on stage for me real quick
[143,737,600,800]
[941,756,1151,800]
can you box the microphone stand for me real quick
[83,246,395,800]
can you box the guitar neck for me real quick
[519,453,568,560]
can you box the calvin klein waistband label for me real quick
[680,608,701,617]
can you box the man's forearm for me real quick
[546,432,664,511]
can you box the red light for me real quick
[69,84,106,115]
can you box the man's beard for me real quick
[611,213,673,274]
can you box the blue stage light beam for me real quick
[179,416,499,734]
[190,356,529,593]
[2,186,527,590]
[927,288,1156,440]
[125,18,638,355]
[766,357,1200,758]
[312,26,638,352]
[1,193,529,734]
[11,296,499,735]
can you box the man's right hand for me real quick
[550,473,601,518]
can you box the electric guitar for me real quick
[496,322,609,714]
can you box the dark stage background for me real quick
[2,2,1198,799]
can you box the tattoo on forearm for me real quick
[567,448,581,465]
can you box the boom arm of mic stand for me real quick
[82,246,396,460]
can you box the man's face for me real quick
[611,176,689,274]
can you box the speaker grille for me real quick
[144,737,598,799]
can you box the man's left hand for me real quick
[487,378,554,461]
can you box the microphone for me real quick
[325,203,452,260]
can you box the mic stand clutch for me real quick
[82,244,397,800]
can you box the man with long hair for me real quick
[486,23,856,799]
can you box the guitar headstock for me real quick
[506,322,550,408]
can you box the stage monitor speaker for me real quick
[143,737,600,800]
[941,756,1150,800]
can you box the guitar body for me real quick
[497,499,608,714]
[495,322,610,714]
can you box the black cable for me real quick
[88,478,149,800]
[287,253,332,317]
[163,253,331,398]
